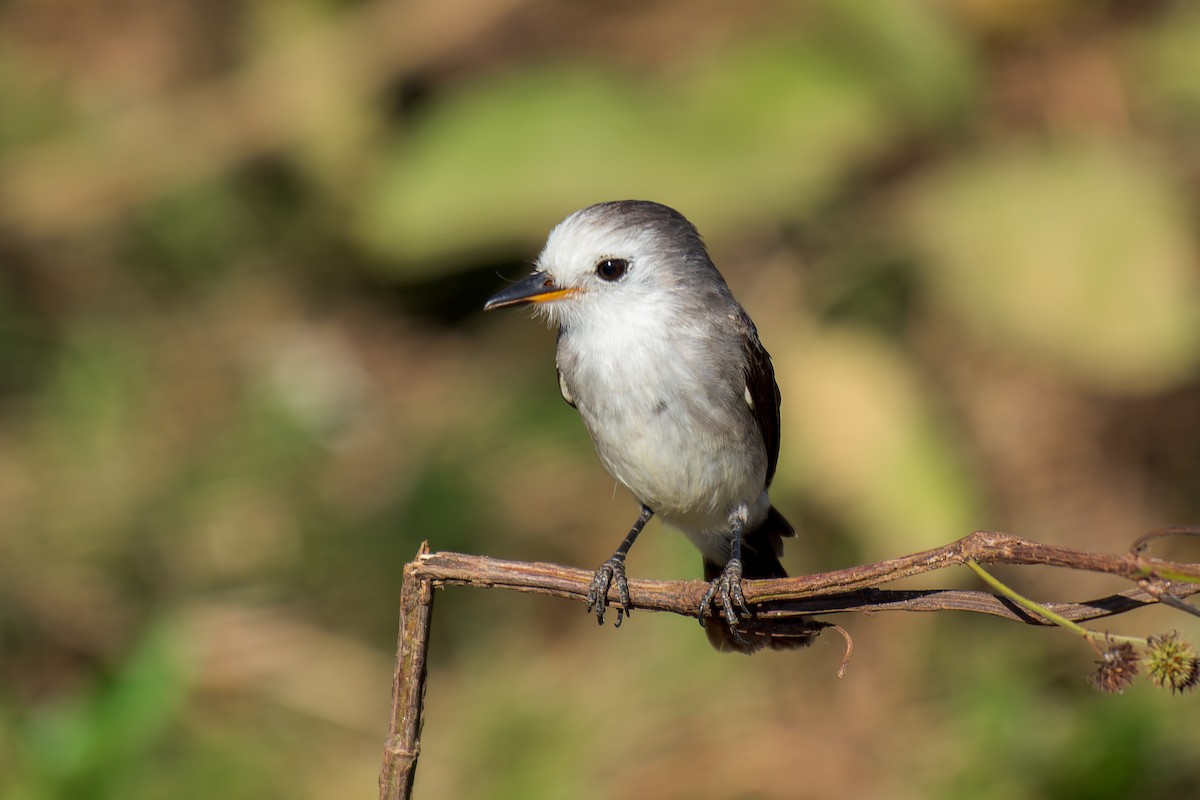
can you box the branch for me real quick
[410,530,1200,623]
[378,529,1200,799]
[379,546,435,800]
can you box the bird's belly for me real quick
[579,396,762,519]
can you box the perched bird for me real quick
[485,200,817,653]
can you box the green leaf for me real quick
[353,41,895,275]
[896,141,1200,392]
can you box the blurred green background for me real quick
[2,0,1200,798]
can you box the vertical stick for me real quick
[379,549,435,800]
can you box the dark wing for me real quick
[741,326,782,488]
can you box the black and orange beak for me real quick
[484,272,580,311]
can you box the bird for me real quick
[484,200,818,653]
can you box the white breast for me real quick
[556,300,766,527]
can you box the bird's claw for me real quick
[698,558,752,645]
[586,557,631,627]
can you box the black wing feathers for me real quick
[740,327,782,488]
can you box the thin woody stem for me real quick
[380,552,436,800]
[381,529,1200,794]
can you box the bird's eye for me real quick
[595,258,628,281]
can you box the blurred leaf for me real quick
[896,142,1200,392]
[17,620,190,800]
[1132,4,1200,132]
[241,0,381,184]
[354,38,897,274]
[778,325,982,555]
[824,0,978,128]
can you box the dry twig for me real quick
[379,528,1200,800]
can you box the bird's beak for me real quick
[484,272,580,311]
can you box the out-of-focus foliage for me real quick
[898,142,1200,391]
[358,44,897,269]
[779,326,982,555]
[1,0,1199,798]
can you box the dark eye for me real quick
[595,258,628,281]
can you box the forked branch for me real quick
[379,528,1200,800]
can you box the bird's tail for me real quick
[703,506,822,654]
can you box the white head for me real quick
[484,201,733,332]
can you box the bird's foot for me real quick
[586,556,631,627]
[699,558,752,644]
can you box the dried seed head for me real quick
[1144,632,1199,694]
[1090,642,1139,694]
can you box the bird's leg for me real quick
[586,504,653,627]
[699,504,753,644]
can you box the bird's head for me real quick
[484,200,711,329]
